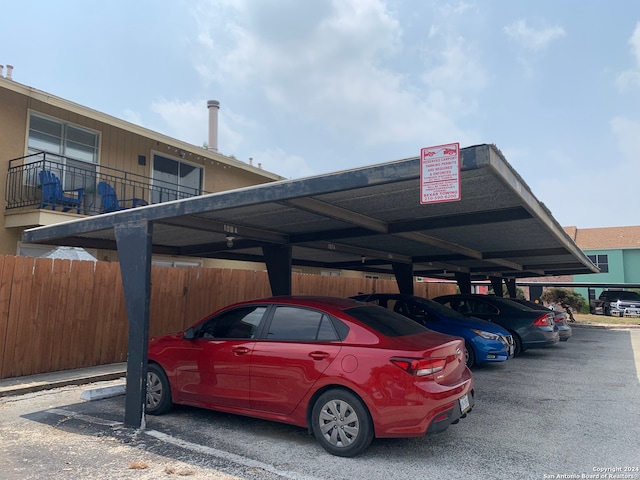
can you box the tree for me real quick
[540,287,586,313]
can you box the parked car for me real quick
[590,290,640,316]
[432,294,559,356]
[146,296,474,457]
[506,298,572,342]
[350,293,514,368]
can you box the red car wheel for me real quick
[311,389,374,457]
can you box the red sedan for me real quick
[146,296,474,457]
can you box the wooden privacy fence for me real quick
[0,254,456,379]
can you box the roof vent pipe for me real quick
[5,65,13,80]
[0,65,3,78]
[207,100,219,153]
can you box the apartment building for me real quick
[0,72,283,266]
[564,225,640,300]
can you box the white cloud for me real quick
[150,99,207,146]
[504,19,566,52]
[630,21,640,64]
[509,117,640,228]
[187,0,487,153]
[422,36,488,97]
[617,71,640,89]
[436,1,474,17]
[251,147,315,179]
[616,21,640,89]
[610,116,640,161]
[149,98,257,157]
[217,108,258,157]
[121,109,143,126]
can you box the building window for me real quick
[152,153,202,203]
[152,259,201,269]
[27,113,99,188]
[321,270,341,277]
[587,254,609,273]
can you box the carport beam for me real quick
[114,220,153,429]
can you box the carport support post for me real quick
[490,277,503,297]
[114,220,153,429]
[505,278,517,298]
[262,244,293,296]
[529,284,543,301]
[455,272,472,295]
[392,262,414,295]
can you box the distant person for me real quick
[561,303,576,322]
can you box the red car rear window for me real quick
[345,305,427,337]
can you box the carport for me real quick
[22,143,598,429]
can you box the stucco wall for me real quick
[0,88,29,254]
[574,248,639,299]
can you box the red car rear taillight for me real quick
[533,313,553,326]
[390,357,446,377]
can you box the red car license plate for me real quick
[459,394,470,413]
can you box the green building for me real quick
[564,226,640,301]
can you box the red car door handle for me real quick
[232,346,251,355]
[309,351,330,360]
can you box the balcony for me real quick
[5,152,205,221]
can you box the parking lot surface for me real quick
[1,325,639,480]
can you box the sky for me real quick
[2,0,639,229]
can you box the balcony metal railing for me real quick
[5,152,205,215]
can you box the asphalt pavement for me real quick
[1,323,639,480]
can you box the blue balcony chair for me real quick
[97,181,147,213]
[39,170,84,214]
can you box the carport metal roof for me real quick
[22,143,598,429]
[23,143,596,281]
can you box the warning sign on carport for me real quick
[420,142,461,204]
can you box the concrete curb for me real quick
[80,383,126,401]
[571,322,640,330]
[0,363,127,398]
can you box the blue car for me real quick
[350,293,515,368]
